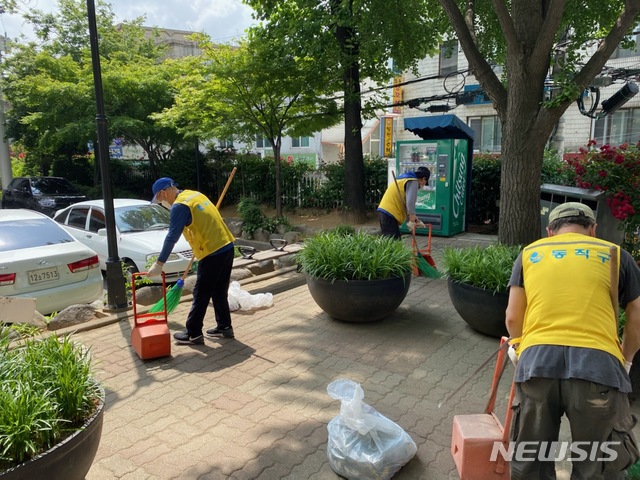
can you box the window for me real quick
[439,40,458,76]
[88,208,106,233]
[219,138,234,148]
[593,108,640,146]
[256,135,272,148]
[469,116,502,152]
[292,136,310,148]
[67,207,90,230]
[611,33,640,59]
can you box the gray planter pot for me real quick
[447,278,509,338]
[305,273,412,322]
[0,385,105,480]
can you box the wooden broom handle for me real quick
[216,167,237,209]
[179,167,238,282]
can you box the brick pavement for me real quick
[65,232,628,479]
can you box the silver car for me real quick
[53,199,193,282]
[0,209,104,315]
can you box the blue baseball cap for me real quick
[151,177,177,203]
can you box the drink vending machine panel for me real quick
[396,139,469,237]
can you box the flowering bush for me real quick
[564,140,640,257]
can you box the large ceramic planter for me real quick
[447,278,509,337]
[0,385,105,480]
[305,273,412,322]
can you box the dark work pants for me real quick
[185,246,234,335]
[378,211,401,239]
[511,377,631,480]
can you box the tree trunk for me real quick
[272,138,283,218]
[498,45,552,246]
[342,63,367,223]
[333,0,367,224]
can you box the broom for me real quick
[391,170,441,279]
[148,167,237,314]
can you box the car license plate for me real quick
[28,267,59,284]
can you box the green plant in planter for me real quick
[296,231,414,281]
[442,244,522,294]
[0,330,102,470]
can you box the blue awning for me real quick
[404,114,475,141]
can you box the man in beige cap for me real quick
[505,202,640,478]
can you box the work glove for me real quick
[508,345,518,367]
[147,262,163,278]
[407,220,426,230]
[625,360,633,374]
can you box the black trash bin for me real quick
[540,183,624,244]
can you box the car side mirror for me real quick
[97,228,108,237]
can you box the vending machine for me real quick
[396,115,475,237]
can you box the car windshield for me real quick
[0,219,75,252]
[31,178,81,195]
[115,204,171,233]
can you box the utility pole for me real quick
[86,0,128,311]
[0,33,12,190]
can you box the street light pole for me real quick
[86,0,127,311]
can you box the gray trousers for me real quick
[510,377,634,480]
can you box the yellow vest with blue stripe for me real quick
[175,190,235,260]
[378,177,416,224]
[518,233,623,363]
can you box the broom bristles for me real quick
[148,278,185,314]
[416,254,442,279]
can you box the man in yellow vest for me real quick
[377,166,430,239]
[147,177,236,345]
[506,202,640,478]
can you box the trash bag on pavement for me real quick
[326,378,417,480]
[227,281,273,311]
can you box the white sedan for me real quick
[0,209,104,315]
[53,199,193,282]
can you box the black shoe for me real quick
[206,326,235,339]
[173,331,204,345]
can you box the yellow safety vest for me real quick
[175,190,235,260]
[518,233,623,363]
[378,177,416,224]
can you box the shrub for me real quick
[296,231,413,281]
[0,332,102,469]
[442,244,522,294]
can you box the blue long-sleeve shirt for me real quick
[157,203,191,263]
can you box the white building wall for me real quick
[393,41,640,155]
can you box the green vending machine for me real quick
[396,115,474,237]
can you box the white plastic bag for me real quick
[227,281,273,312]
[326,378,417,480]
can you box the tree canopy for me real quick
[244,0,448,222]
[155,27,341,216]
[2,0,182,179]
[438,0,640,245]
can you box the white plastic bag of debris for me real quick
[227,281,273,311]
[326,378,417,480]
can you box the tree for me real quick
[2,0,180,180]
[155,28,341,217]
[438,0,640,245]
[245,0,447,222]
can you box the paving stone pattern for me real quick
[72,233,628,479]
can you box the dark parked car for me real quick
[1,176,88,216]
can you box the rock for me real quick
[252,228,271,242]
[283,231,303,244]
[357,225,382,235]
[248,260,275,276]
[134,285,165,306]
[225,218,244,237]
[47,304,98,330]
[275,254,298,269]
[231,268,253,281]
